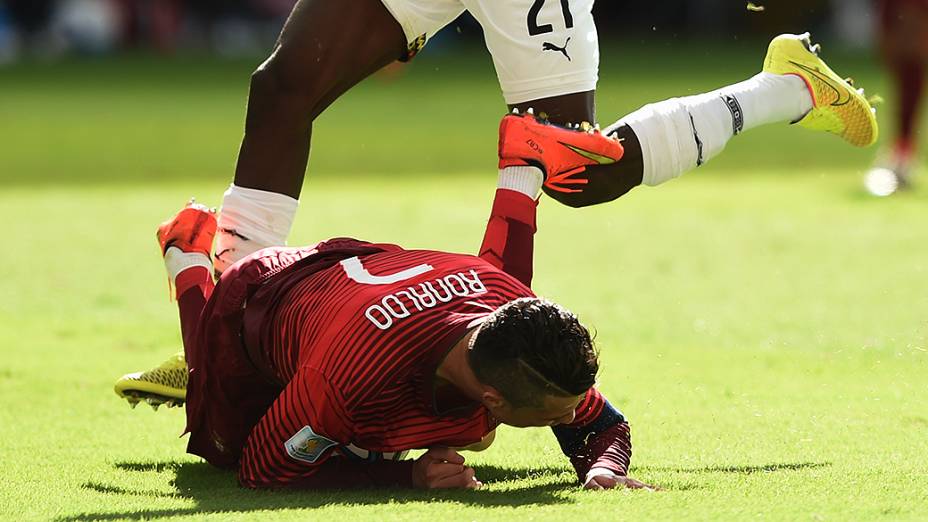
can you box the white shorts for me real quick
[380,0,599,104]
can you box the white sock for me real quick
[214,184,299,273]
[164,247,211,284]
[498,166,544,199]
[606,72,813,187]
[722,72,813,131]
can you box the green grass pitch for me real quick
[0,42,926,521]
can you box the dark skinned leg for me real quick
[234,0,407,199]
[509,91,645,208]
[509,91,595,126]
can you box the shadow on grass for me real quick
[62,460,576,521]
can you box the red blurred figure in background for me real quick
[865,0,928,195]
[114,0,183,51]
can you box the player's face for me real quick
[493,393,584,428]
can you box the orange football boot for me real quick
[498,111,625,194]
[156,199,217,256]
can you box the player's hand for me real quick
[412,447,483,489]
[583,468,659,491]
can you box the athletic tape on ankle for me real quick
[609,94,732,186]
[214,184,299,271]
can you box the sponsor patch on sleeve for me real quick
[284,426,338,464]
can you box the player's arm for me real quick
[271,447,479,490]
[238,367,478,489]
[238,367,406,489]
[551,388,655,490]
[478,168,542,287]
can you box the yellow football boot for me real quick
[764,32,878,147]
[114,352,187,410]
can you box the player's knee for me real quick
[544,162,642,208]
[247,53,329,123]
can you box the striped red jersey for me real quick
[234,189,619,488]
[264,249,528,451]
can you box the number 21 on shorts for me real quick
[527,0,573,36]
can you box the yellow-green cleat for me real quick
[764,32,878,147]
[114,352,188,410]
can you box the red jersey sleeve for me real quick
[478,189,538,288]
[238,366,414,489]
[570,386,607,426]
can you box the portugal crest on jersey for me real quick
[285,426,338,464]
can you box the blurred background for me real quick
[2,6,926,519]
[0,0,876,61]
[0,0,914,185]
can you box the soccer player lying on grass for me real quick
[117,141,653,490]
[211,17,878,275]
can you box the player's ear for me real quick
[480,386,506,410]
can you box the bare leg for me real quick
[235,0,408,198]
[214,0,407,272]
[507,37,825,208]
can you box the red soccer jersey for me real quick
[229,189,618,488]
[267,248,530,451]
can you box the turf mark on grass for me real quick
[114,461,184,473]
[695,461,831,474]
[82,482,182,499]
[639,461,831,475]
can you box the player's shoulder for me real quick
[357,248,501,277]
[369,247,481,263]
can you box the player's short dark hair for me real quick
[468,297,598,408]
